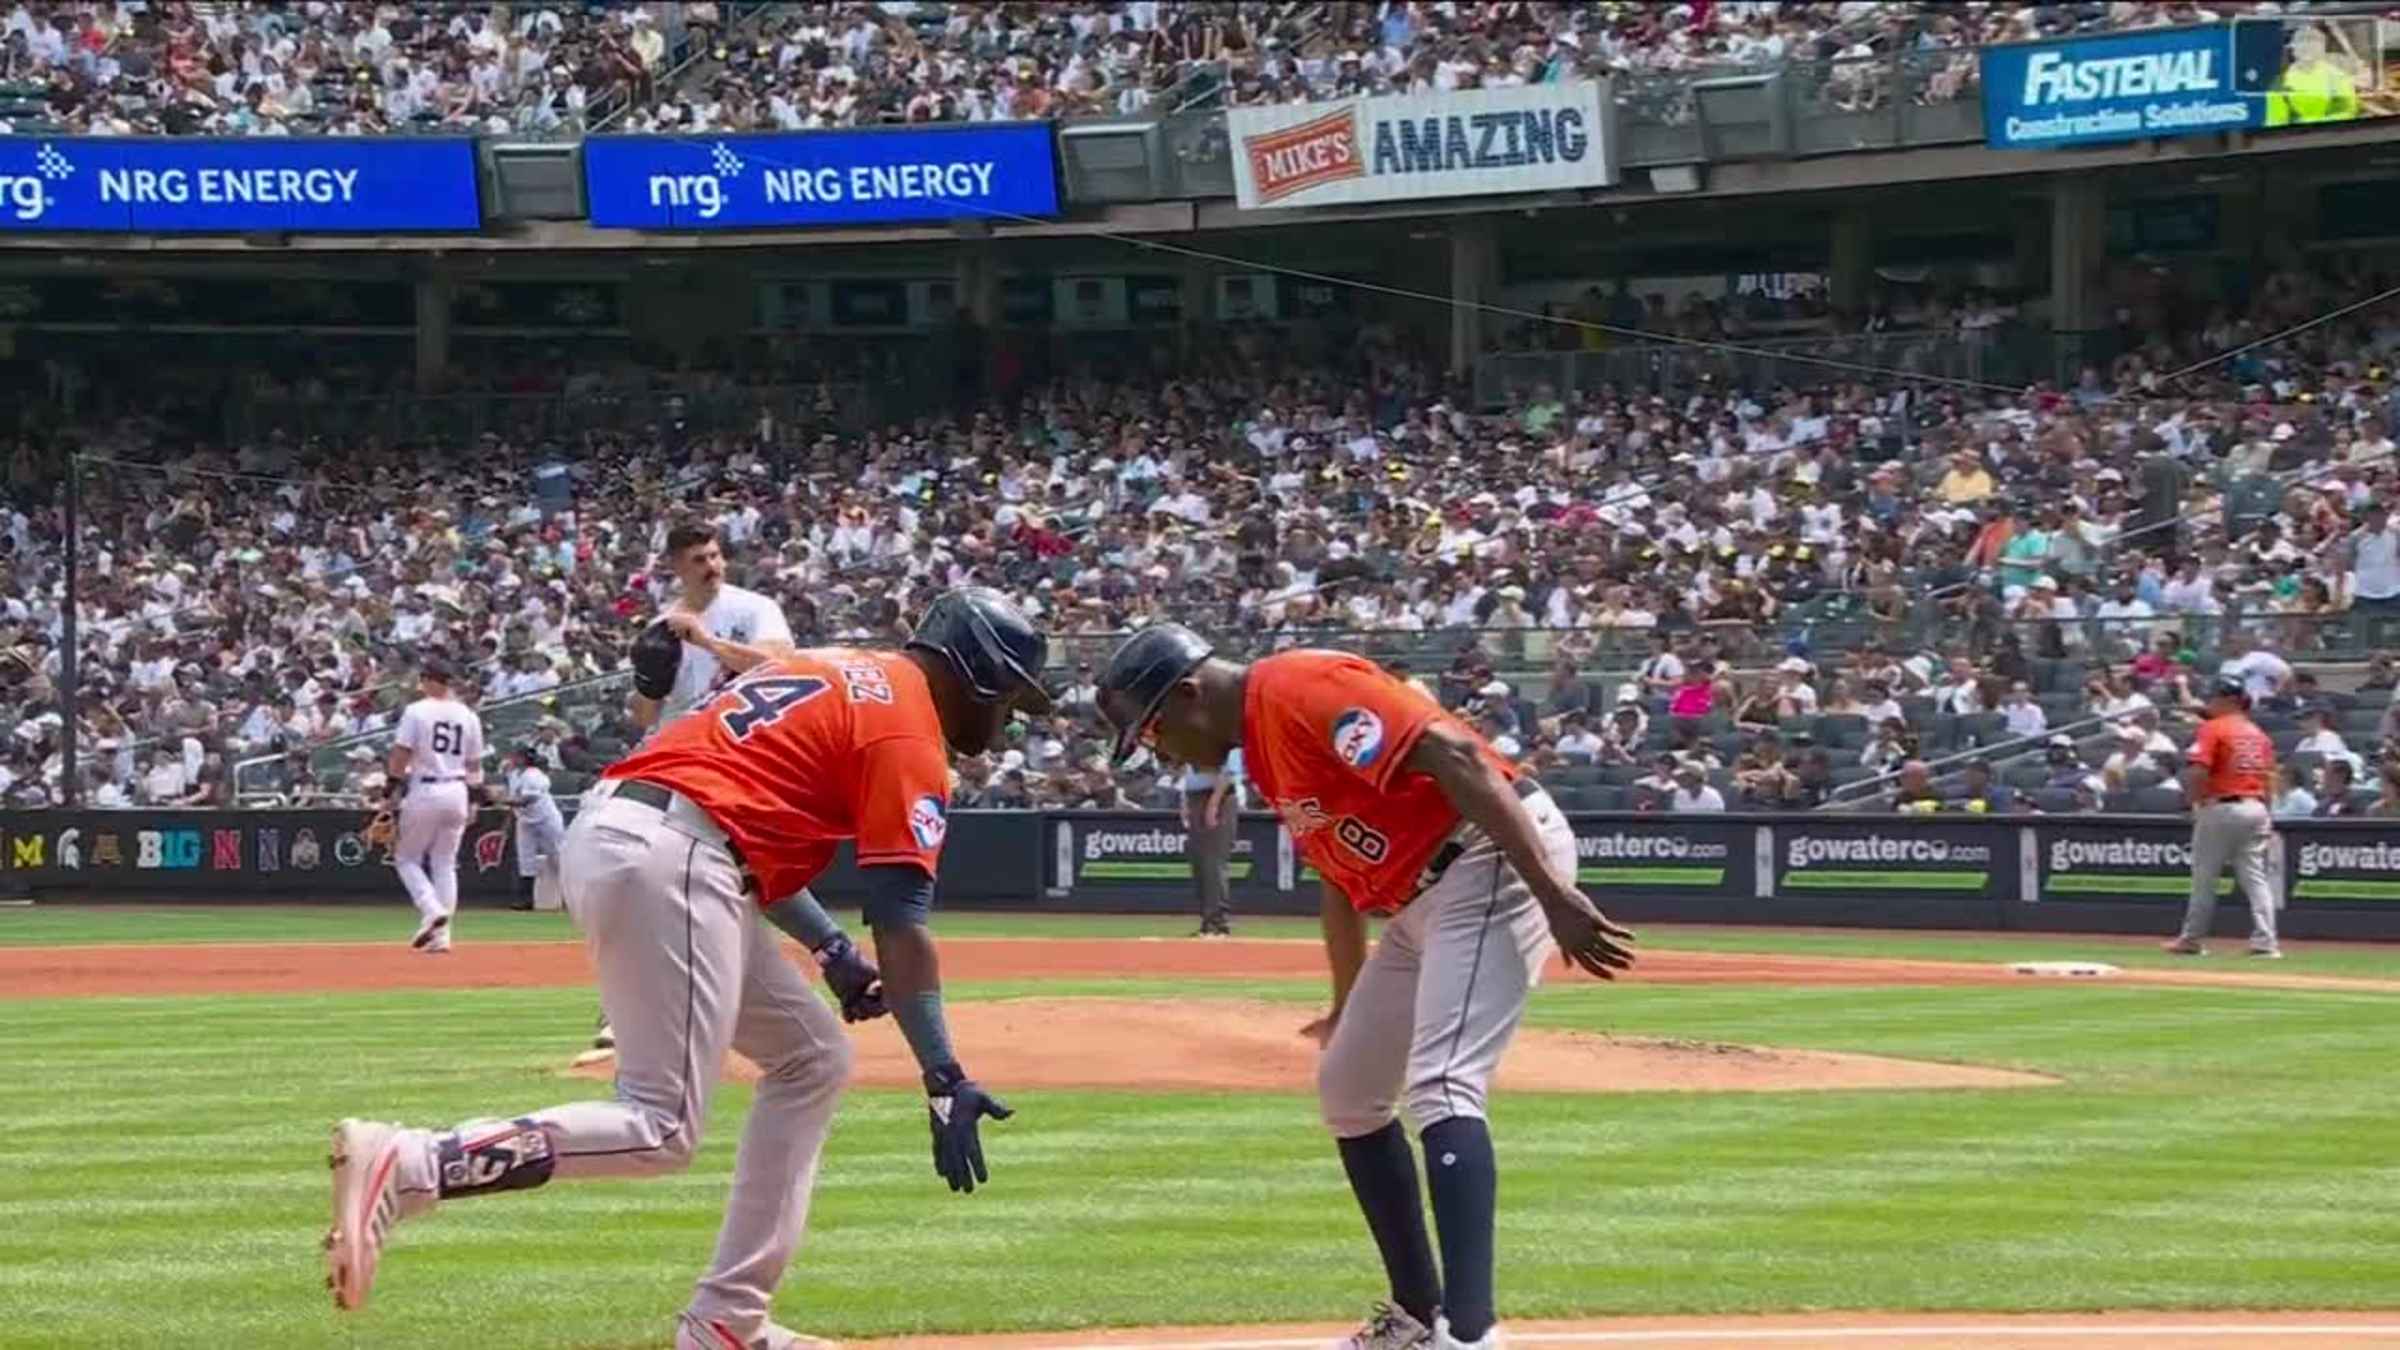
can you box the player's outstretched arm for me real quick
[1402,722,1637,981]
[864,865,1013,1194]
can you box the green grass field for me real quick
[2,906,2397,1348]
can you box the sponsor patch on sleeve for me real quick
[1331,708,1386,768]
[909,794,950,850]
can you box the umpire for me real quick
[2168,677,2283,958]
[1182,750,1243,937]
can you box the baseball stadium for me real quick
[8,4,2400,1349]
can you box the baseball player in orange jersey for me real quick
[1099,626,1636,1350]
[2167,677,2283,958]
[323,588,1052,1350]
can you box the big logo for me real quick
[472,829,507,872]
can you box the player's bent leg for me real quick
[1400,809,1572,1349]
[326,803,752,1313]
[685,912,857,1342]
[1320,910,1441,1342]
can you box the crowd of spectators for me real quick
[0,1,2309,139]
[6,252,2400,814]
[0,1,716,137]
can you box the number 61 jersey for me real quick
[602,649,954,906]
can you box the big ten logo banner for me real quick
[135,827,203,870]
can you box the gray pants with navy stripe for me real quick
[395,788,853,1340]
[1317,791,1572,1137]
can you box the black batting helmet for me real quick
[905,587,1055,713]
[2209,677,2250,708]
[1095,622,1215,764]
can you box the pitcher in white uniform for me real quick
[387,656,486,953]
[633,520,798,739]
[593,518,799,1051]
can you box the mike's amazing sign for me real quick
[1229,81,1614,211]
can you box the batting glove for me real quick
[924,1062,1013,1194]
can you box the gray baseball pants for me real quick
[2177,798,2281,953]
[387,783,853,1340]
[1186,791,1236,932]
[1318,788,1573,1136]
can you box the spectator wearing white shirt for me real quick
[1670,760,1726,812]
[2217,633,2292,704]
[2000,681,2047,740]
[2271,762,2319,820]
[2293,710,2360,776]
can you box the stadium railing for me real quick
[225,381,873,446]
[1472,330,2055,408]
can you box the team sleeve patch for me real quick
[1331,708,1386,768]
[908,794,949,850]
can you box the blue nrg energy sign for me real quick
[0,137,481,231]
[1982,25,2263,148]
[582,123,1058,229]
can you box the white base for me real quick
[2009,960,2121,978]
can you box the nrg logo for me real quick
[644,140,744,220]
[0,143,71,221]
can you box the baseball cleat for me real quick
[674,1314,840,1349]
[325,1119,407,1312]
[2248,948,2285,959]
[1330,1301,1434,1350]
[410,914,450,950]
[593,1014,615,1051]
[1436,1318,1504,1349]
[2160,939,2205,956]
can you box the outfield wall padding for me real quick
[3,809,2395,941]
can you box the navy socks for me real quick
[1336,1120,1442,1328]
[1421,1116,1498,1343]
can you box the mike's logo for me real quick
[1244,110,1362,204]
[0,143,72,221]
[647,140,743,220]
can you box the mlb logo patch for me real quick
[909,794,949,850]
[1331,709,1385,768]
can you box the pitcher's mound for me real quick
[565,998,2054,1094]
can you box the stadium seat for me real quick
[1814,715,1868,748]
[2132,787,2187,814]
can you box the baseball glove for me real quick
[362,809,396,851]
[631,618,682,700]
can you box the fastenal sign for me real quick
[1228,81,1614,211]
[1981,25,2257,148]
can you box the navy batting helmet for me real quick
[2209,676,2250,708]
[1095,622,1215,764]
[905,587,1055,713]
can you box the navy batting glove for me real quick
[924,1062,1013,1194]
[813,935,887,1023]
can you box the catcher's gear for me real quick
[362,809,396,851]
[631,618,683,700]
[904,587,1055,714]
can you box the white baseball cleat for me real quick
[324,1118,408,1311]
[674,1314,840,1349]
[409,914,449,951]
[1330,1301,1435,1350]
[1436,1318,1504,1350]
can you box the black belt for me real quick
[613,779,746,870]
[1414,777,1544,898]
